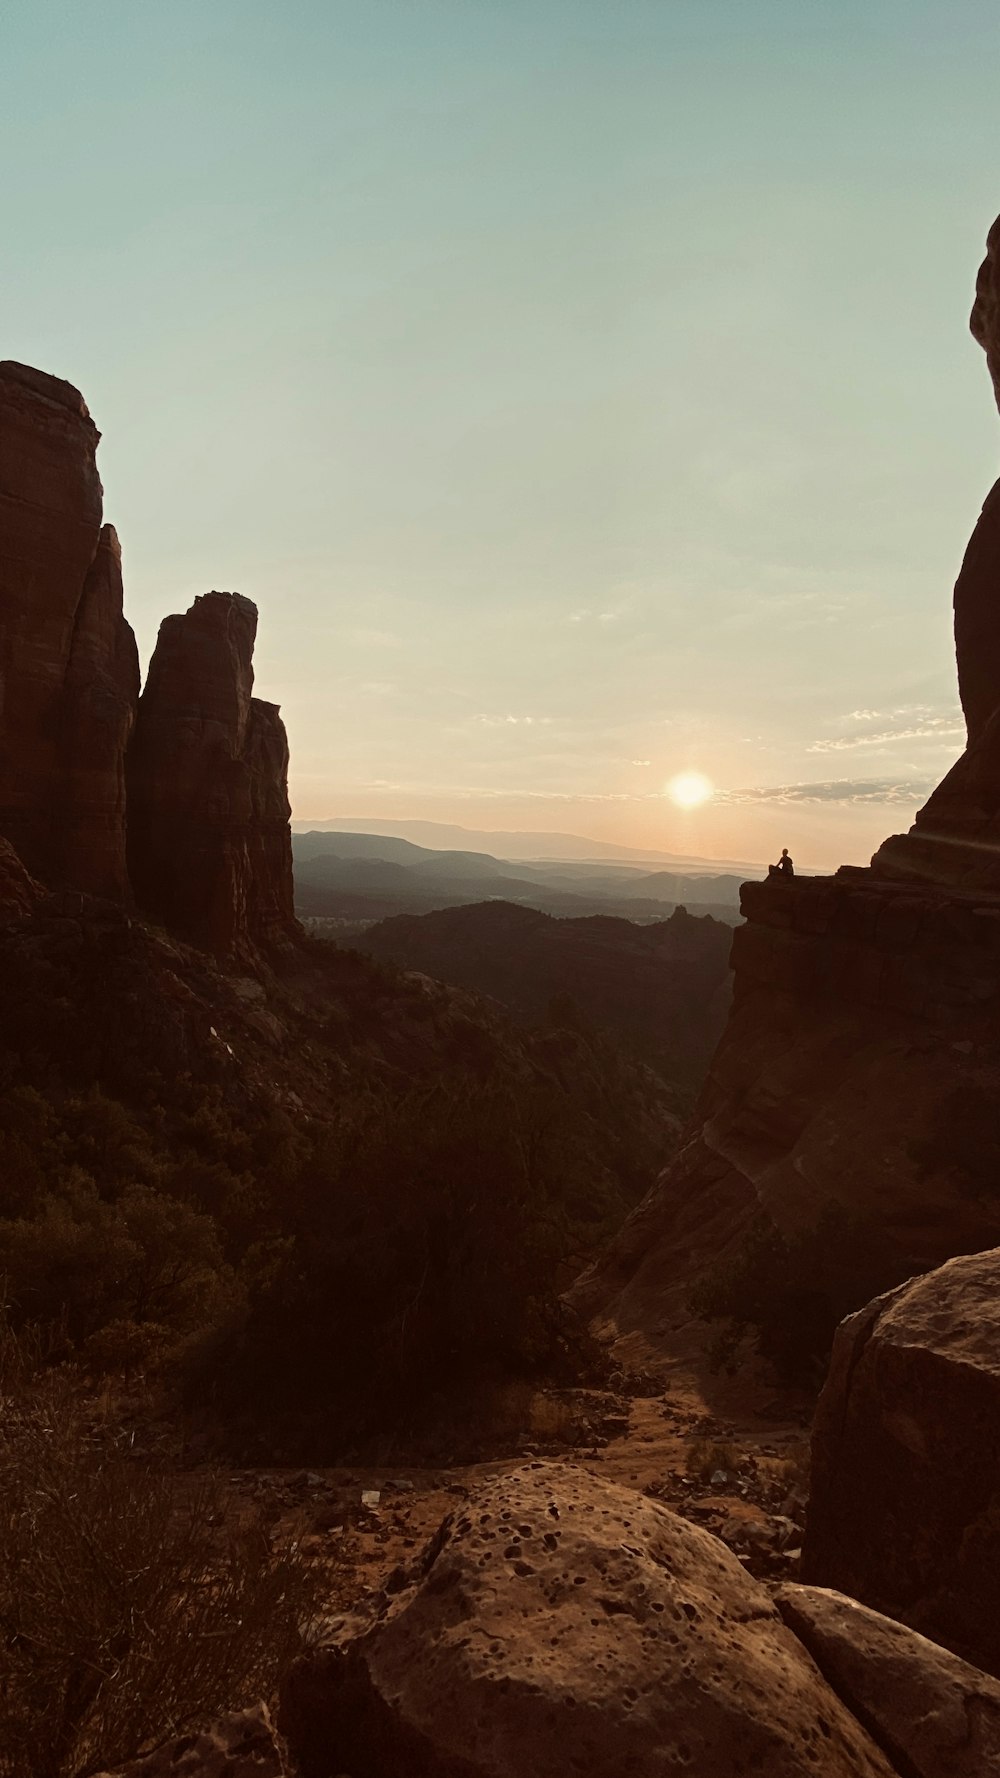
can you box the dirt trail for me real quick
[223,1343,811,1606]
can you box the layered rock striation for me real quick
[0,361,295,958]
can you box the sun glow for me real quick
[666,771,714,809]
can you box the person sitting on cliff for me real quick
[768,847,795,879]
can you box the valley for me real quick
[6,202,1000,1777]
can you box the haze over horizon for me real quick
[5,1,999,870]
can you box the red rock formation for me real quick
[971,213,1000,419]
[802,1249,1000,1677]
[0,360,293,949]
[776,1585,1000,1778]
[0,361,138,897]
[0,837,42,922]
[126,590,295,957]
[572,865,1000,1344]
[575,220,1000,1349]
[875,214,1000,888]
[59,523,140,897]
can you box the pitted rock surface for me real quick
[777,1585,1000,1778]
[280,1463,894,1778]
[803,1247,1000,1675]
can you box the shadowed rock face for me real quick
[875,214,1000,888]
[59,523,140,897]
[570,868,1000,1349]
[802,1248,1000,1678]
[0,361,295,955]
[126,591,295,957]
[971,214,1000,417]
[95,1705,291,1777]
[775,1584,1000,1778]
[0,362,138,896]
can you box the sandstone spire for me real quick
[0,362,138,897]
[126,590,296,956]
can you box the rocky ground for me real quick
[215,1356,810,1609]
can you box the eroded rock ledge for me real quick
[575,866,1000,1339]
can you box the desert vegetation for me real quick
[689,1204,913,1388]
[0,1323,321,1778]
[0,914,669,1454]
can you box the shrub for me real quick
[911,1082,1000,1202]
[0,1181,231,1344]
[195,1077,601,1442]
[0,1327,320,1778]
[685,1438,741,1482]
[689,1203,911,1389]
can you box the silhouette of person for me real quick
[769,848,795,879]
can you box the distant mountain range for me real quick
[291,817,763,873]
[292,828,757,926]
[358,900,735,1089]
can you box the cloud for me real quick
[472,714,554,728]
[717,778,936,807]
[810,718,964,753]
[814,706,965,752]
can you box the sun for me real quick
[666,771,714,809]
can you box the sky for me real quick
[5,1,1000,868]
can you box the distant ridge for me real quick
[290,816,764,874]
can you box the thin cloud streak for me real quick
[810,719,964,753]
[472,714,554,728]
[717,778,936,807]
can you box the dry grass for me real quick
[775,1439,811,1493]
[685,1437,742,1484]
[0,1326,321,1778]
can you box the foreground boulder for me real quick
[280,1463,894,1778]
[802,1247,1000,1673]
[777,1585,1000,1778]
[126,591,296,957]
[0,362,138,898]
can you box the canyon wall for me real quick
[0,360,295,958]
[577,217,1000,1342]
